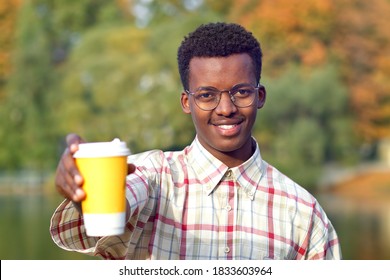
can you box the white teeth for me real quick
[218,125,236,129]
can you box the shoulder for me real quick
[127,147,189,169]
[262,161,335,224]
[128,149,163,167]
[262,161,335,231]
[261,160,317,205]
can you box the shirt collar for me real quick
[187,136,265,199]
[187,137,228,194]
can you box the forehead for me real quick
[188,54,255,87]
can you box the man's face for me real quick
[181,53,266,163]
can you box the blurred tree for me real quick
[0,0,22,169]
[0,0,54,169]
[332,0,390,143]
[40,0,127,65]
[126,0,230,28]
[0,0,126,170]
[229,0,390,145]
[5,0,387,193]
[0,0,230,170]
[57,12,224,152]
[229,0,334,74]
[255,65,357,187]
[0,0,21,98]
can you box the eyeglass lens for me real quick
[191,84,257,110]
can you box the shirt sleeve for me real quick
[49,199,100,256]
[49,175,154,259]
[305,201,342,260]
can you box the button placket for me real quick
[226,169,232,179]
[245,189,255,200]
[224,205,232,211]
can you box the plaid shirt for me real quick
[50,137,341,260]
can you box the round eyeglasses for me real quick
[185,83,259,111]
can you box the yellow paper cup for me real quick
[74,138,131,236]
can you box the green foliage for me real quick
[0,0,124,170]
[255,64,359,188]
[0,0,362,191]
[0,0,54,170]
[58,24,174,151]
[55,9,224,152]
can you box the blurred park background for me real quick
[1,0,390,260]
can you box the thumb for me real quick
[66,133,85,146]
[66,133,85,154]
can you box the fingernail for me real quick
[74,174,83,184]
[70,144,78,153]
[75,188,84,199]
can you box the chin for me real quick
[212,139,245,153]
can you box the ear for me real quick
[181,91,191,114]
[257,85,266,109]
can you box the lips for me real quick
[212,119,243,136]
[218,124,238,130]
[212,118,243,128]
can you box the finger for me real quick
[66,133,85,155]
[57,169,85,202]
[55,156,85,202]
[64,151,85,202]
[55,146,85,202]
[66,133,85,147]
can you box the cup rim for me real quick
[73,139,131,158]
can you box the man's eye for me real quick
[235,88,252,96]
[197,92,217,99]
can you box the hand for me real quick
[55,133,137,203]
[55,133,86,202]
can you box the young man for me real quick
[51,22,342,260]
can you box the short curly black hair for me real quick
[177,22,263,90]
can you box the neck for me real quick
[212,138,256,168]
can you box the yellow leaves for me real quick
[232,0,333,36]
[0,0,21,80]
[106,26,150,54]
[374,56,390,90]
[350,76,390,141]
[302,40,327,66]
[230,0,390,142]
[230,0,335,77]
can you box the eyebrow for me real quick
[195,83,255,90]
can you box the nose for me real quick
[214,91,237,116]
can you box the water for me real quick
[1,191,389,259]
[317,193,390,260]
[0,193,94,260]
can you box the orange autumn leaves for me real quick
[0,0,20,83]
[229,0,390,143]
[2,0,390,143]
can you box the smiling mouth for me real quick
[217,124,238,130]
[213,123,242,137]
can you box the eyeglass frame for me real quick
[185,83,260,111]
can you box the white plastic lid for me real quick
[73,138,131,158]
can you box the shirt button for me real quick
[225,205,232,211]
[224,247,230,253]
[226,170,232,178]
